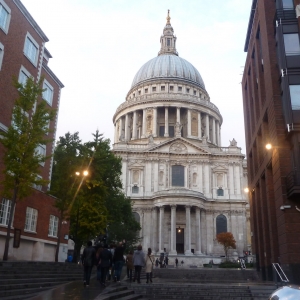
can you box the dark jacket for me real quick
[82,246,96,267]
[113,244,126,262]
[99,248,112,268]
[133,250,145,266]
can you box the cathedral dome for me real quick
[131,54,206,91]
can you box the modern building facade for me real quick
[0,0,67,261]
[113,12,250,263]
[242,0,300,283]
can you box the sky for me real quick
[22,0,252,152]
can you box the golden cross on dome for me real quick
[166,9,171,25]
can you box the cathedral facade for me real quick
[112,12,250,260]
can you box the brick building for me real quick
[0,0,67,261]
[242,0,300,283]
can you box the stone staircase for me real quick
[95,285,143,300]
[0,261,83,299]
[122,268,275,300]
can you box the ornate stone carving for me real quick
[175,122,182,137]
[170,142,187,153]
[191,111,198,136]
[229,138,237,147]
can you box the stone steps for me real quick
[95,286,143,300]
[0,261,83,299]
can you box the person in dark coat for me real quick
[82,241,96,287]
[113,240,126,282]
[99,244,113,287]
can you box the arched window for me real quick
[133,212,140,223]
[217,188,224,196]
[172,165,184,187]
[216,215,227,235]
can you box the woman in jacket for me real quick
[133,245,145,283]
[126,250,134,281]
[145,248,154,283]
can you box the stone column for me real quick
[153,107,157,137]
[212,118,216,144]
[219,125,222,147]
[159,206,165,252]
[152,207,158,253]
[124,114,129,141]
[198,112,202,139]
[170,205,177,255]
[176,107,180,123]
[132,111,137,140]
[195,207,202,254]
[187,109,191,137]
[141,109,147,138]
[185,205,192,255]
[119,117,123,141]
[205,114,210,140]
[164,107,169,137]
[216,121,220,146]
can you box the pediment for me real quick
[211,164,228,172]
[148,137,211,155]
[128,162,145,169]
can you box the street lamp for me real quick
[266,143,272,150]
[244,187,249,193]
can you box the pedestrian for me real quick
[107,244,115,281]
[82,241,96,287]
[175,258,178,268]
[95,246,103,282]
[126,250,134,281]
[181,260,184,267]
[99,244,113,287]
[145,248,154,283]
[155,258,159,267]
[133,245,145,283]
[165,256,169,268]
[113,240,126,283]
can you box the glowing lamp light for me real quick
[266,143,272,150]
[244,187,249,193]
[83,170,88,176]
[75,172,80,176]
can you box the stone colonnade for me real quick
[115,106,221,145]
[154,204,202,256]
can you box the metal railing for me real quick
[272,263,289,288]
[276,9,296,20]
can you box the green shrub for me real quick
[219,262,240,268]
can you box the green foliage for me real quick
[1,76,56,199]
[219,261,240,268]
[50,130,140,259]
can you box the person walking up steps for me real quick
[145,248,154,283]
[133,245,145,283]
[82,241,96,287]
[113,240,126,283]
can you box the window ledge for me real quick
[48,235,58,239]
[24,229,37,234]
[0,224,14,229]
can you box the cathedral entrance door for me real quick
[176,228,184,254]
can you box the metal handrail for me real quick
[272,263,289,288]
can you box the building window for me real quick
[283,33,300,56]
[48,215,59,237]
[145,88,148,93]
[217,188,224,196]
[0,0,11,34]
[132,186,139,194]
[42,80,53,106]
[152,87,156,92]
[172,165,184,187]
[25,207,38,232]
[167,38,171,46]
[169,126,174,137]
[170,86,174,91]
[216,215,227,235]
[32,175,42,191]
[138,90,141,95]
[159,126,165,137]
[282,0,294,9]
[0,198,11,226]
[186,88,190,93]
[161,86,165,91]
[178,86,182,92]
[193,90,196,96]
[35,144,46,165]
[0,42,3,70]
[24,33,39,65]
[133,93,135,97]
[18,66,31,86]
[290,85,300,110]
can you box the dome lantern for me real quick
[158,10,178,56]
